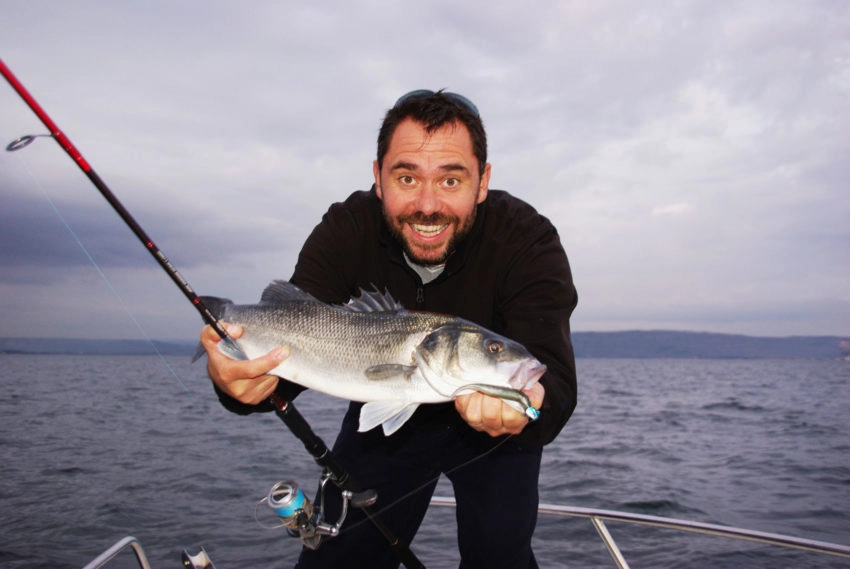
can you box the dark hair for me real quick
[376,89,488,176]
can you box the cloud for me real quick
[652,204,691,216]
[1,1,848,338]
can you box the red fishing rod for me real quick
[1,58,425,568]
[0,58,238,352]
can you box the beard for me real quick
[384,208,477,266]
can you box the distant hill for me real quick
[2,332,848,359]
[571,331,849,359]
[0,337,196,356]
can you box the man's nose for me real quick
[413,184,440,214]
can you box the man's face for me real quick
[374,118,491,266]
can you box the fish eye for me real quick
[486,340,503,354]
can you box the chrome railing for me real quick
[80,536,153,569]
[82,537,217,569]
[430,497,850,569]
[83,502,850,569]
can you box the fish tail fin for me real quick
[199,296,233,320]
[191,296,239,363]
[191,343,207,363]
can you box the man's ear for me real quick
[373,160,383,199]
[477,163,491,204]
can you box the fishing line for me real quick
[0,62,305,493]
[4,60,534,566]
[254,435,515,536]
[2,58,424,568]
[6,150,217,418]
[12,133,522,535]
[0,59,241,354]
[336,432,516,537]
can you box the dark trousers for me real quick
[294,403,542,569]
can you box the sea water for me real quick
[0,355,848,568]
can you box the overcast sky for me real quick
[1,1,848,341]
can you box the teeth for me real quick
[412,224,448,237]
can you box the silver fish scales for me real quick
[201,280,545,435]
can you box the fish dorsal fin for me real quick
[259,280,315,305]
[343,287,406,313]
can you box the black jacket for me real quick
[220,188,578,446]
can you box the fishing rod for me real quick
[0,58,238,353]
[1,59,425,569]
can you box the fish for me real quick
[198,280,546,435]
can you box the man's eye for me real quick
[399,175,415,185]
[444,178,459,188]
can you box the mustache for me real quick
[397,212,458,226]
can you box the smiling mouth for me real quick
[411,223,449,237]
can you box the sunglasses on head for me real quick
[393,89,480,117]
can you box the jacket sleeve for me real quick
[499,218,578,446]
[289,199,365,305]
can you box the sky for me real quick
[1,1,848,341]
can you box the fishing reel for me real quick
[266,470,377,550]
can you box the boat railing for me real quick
[430,496,850,569]
[81,536,216,569]
[82,501,850,569]
[80,536,153,569]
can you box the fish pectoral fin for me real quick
[358,401,420,436]
[364,364,417,381]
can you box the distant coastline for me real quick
[571,331,849,359]
[2,332,848,359]
[0,338,195,356]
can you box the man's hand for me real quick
[454,382,545,437]
[200,323,289,405]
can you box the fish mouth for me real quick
[511,361,547,391]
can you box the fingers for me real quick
[525,382,545,410]
[455,383,546,437]
[200,324,290,405]
[225,373,282,405]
